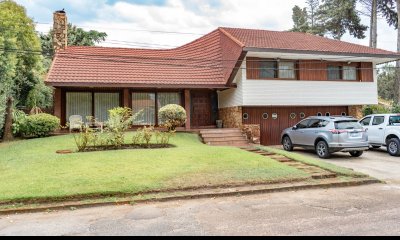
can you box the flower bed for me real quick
[78,144,175,153]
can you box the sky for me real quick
[15,0,398,51]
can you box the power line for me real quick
[1,47,397,68]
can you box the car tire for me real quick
[350,151,364,157]
[316,141,331,159]
[387,138,400,157]
[282,136,294,152]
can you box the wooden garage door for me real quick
[243,107,349,146]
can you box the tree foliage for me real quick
[378,64,396,101]
[0,0,48,137]
[291,0,368,40]
[40,24,107,70]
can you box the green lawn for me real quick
[0,133,309,203]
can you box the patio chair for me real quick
[69,115,83,133]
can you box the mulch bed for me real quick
[57,144,175,154]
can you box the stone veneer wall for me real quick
[242,124,261,144]
[348,105,364,120]
[218,107,243,128]
[53,11,68,52]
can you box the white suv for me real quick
[359,114,400,156]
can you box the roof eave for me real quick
[45,81,233,90]
[244,47,400,60]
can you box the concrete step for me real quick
[203,137,248,143]
[207,141,250,146]
[311,173,337,180]
[201,133,245,138]
[200,129,242,134]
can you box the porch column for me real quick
[54,88,62,120]
[184,89,191,130]
[123,88,130,108]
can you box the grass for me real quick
[258,146,368,178]
[0,133,310,203]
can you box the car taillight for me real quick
[330,129,348,134]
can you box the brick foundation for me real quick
[218,107,243,128]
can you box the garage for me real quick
[242,106,349,146]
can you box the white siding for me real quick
[218,56,379,108]
[218,67,244,108]
[242,80,378,106]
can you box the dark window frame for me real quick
[259,60,297,80]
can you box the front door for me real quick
[191,91,213,127]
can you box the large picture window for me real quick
[132,92,182,126]
[66,92,92,122]
[94,93,120,122]
[66,91,121,123]
[132,92,156,126]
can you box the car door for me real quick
[291,119,310,145]
[368,116,386,144]
[303,119,322,146]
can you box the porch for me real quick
[54,88,220,130]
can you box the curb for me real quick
[0,178,381,216]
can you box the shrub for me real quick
[155,130,175,147]
[12,110,27,136]
[105,107,133,148]
[363,105,390,117]
[392,104,400,114]
[158,104,187,131]
[142,126,154,147]
[20,113,60,138]
[132,130,143,145]
[73,129,93,152]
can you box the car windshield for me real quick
[335,120,363,130]
[389,116,400,126]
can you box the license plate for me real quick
[350,132,361,138]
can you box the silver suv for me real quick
[281,116,369,159]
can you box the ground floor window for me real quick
[66,92,121,123]
[132,92,182,126]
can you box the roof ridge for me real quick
[218,27,245,48]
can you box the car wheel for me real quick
[387,138,400,157]
[316,141,331,159]
[282,136,294,152]
[350,151,364,157]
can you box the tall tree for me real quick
[378,64,396,101]
[291,6,310,33]
[0,0,44,136]
[307,0,320,29]
[317,0,368,40]
[40,24,107,71]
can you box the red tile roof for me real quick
[221,27,399,57]
[46,27,399,87]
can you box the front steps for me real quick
[200,128,250,147]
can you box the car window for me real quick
[296,120,310,129]
[360,117,371,126]
[389,116,400,126]
[335,120,363,130]
[308,119,321,128]
[372,116,385,126]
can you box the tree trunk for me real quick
[396,0,400,104]
[370,0,378,48]
[3,97,14,142]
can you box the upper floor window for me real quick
[260,60,296,79]
[328,65,358,81]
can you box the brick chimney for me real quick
[53,9,68,52]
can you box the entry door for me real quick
[191,91,213,127]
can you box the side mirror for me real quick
[292,126,298,130]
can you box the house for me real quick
[47,11,400,146]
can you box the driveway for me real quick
[287,147,400,184]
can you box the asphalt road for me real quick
[0,148,399,236]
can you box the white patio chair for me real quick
[69,115,83,133]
